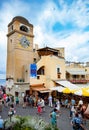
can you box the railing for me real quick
[69,79,89,84]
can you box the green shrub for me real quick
[4,115,60,130]
[44,124,59,130]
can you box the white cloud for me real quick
[0,0,89,73]
[34,0,89,62]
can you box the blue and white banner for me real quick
[30,64,37,78]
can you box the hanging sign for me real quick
[30,64,37,78]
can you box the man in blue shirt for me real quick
[71,113,87,130]
[71,98,76,106]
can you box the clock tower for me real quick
[6,16,34,82]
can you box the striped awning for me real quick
[54,80,79,90]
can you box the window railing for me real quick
[69,79,88,84]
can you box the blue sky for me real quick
[0,0,89,73]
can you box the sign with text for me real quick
[30,64,37,78]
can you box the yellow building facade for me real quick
[7,16,34,82]
[6,16,66,97]
[6,16,89,99]
[66,62,89,85]
[30,49,65,89]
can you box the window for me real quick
[34,58,36,63]
[57,68,60,73]
[20,25,28,32]
[37,67,45,75]
[37,76,40,79]
[81,75,85,78]
[72,75,77,79]
[41,69,44,75]
[57,67,61,79]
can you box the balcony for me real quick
[69,79,89,84]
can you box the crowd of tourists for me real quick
[21,94,89,130]
[48,96,89,130]
[0,92,89,130]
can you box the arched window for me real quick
[20,25,28,32]
[57,67,61,79]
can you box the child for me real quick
[37,98,42,115]
[37,104,42,115]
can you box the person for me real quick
[76,104,83,119]
[55,99,61,113]
[61,99,65,107]
[69,104,73,118]
[33,95,36,107]
[40,98,45,112]
[29,95,34,107]
[6,95,10,106]
[50,108,58,127]
[71,98,76,106]
[71,105,76,118]
[71,112,87,130]
[8,104,15,116]
[48,95,53,107]
[64,98,68,108]
[0,98,2,112]
[23,95,27,108]
[78,99,83,106]
[0,116,4,130]
[3,93,7,106]
[81,104,87,125]
[15,96,19,105]
[37,98,42,115]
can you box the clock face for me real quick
[20,36,30,48]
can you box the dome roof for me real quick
[8,16,33,27]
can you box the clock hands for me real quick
[20,36,30,48]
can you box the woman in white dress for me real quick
[55,99,61,112]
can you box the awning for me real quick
[30,83,44,87]
[50,86,61,91]
[73,88,89,97]
[57,86,65,92]
[50,86,65,92]
[62,87,73,94]
[40,90,51,93]
[66,70,87,75]
[55,80,80,90]
[31,86,50,93]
